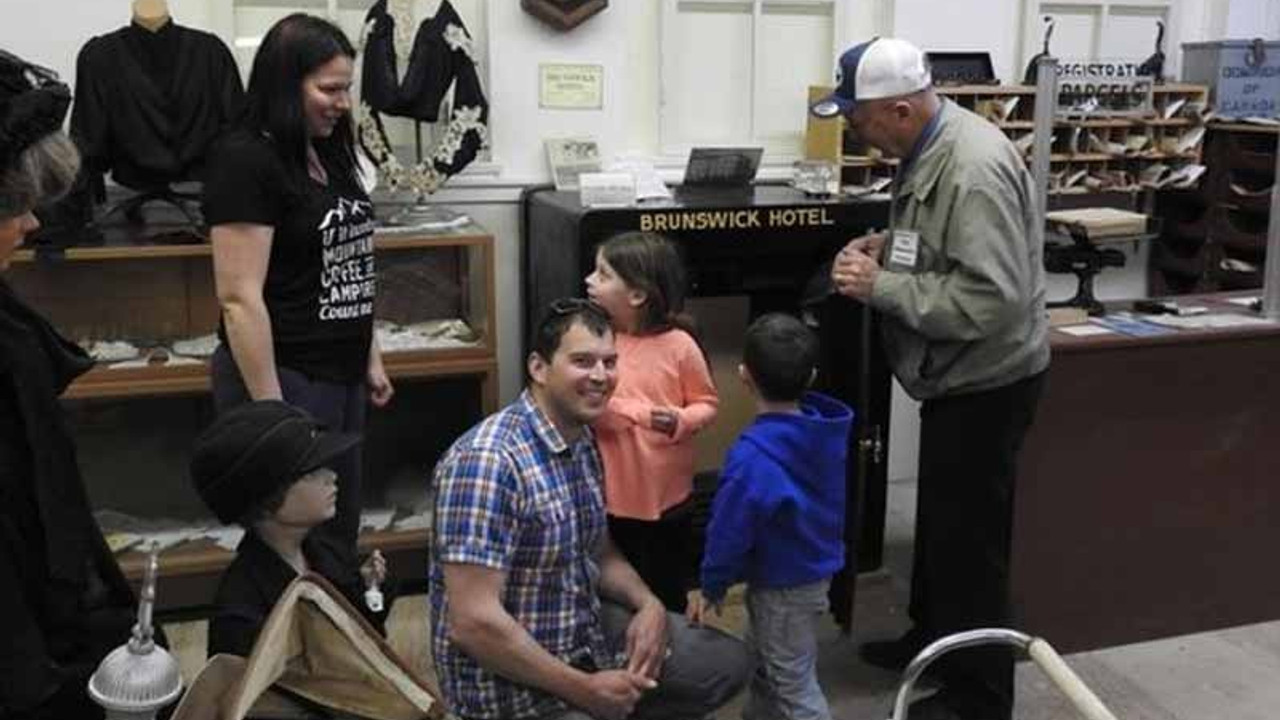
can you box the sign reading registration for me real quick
[539,64,604,110]
[1055,59,1154,116]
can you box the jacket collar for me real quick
[240,530,347,604]
[894,99,955,204]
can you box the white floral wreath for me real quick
[359,103,488,196]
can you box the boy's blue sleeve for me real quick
[700,453,768,603]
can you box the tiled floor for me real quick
[164,475,1280,719]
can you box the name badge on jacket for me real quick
[887,229,920,271]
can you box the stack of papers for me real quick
[1143,313,1276,330]
[1089,312,1175,337]
[1046,207,1148,239]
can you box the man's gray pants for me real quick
[544,602,750,720]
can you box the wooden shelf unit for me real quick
[13,226,497,263]
[806,83,1211,194]
[116,527,430,582]
[9,223,499,602]
[11,227,498,408]
[1151,122,1277,294]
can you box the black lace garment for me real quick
[360,0,490,182]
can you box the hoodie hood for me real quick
[698,391,856,600]
[740,391,854,492]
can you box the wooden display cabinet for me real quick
[7,222,498,610]
[806,83,1211,195]
[1152,122,1277,293]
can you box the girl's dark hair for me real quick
[597,232,693,334]
[240,13,359,189]
[597,231,713,371]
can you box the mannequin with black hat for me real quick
[191,400,392,658]
[0,49,149,720]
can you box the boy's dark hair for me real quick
[240,13,360,191]
[743,313,819,402]
[529,297,613,366]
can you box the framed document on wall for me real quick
[539,64,604,110]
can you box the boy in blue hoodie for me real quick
[689,312,854,720]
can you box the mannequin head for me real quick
[131,0,171,31]
[0,51,78,270]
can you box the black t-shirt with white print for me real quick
[203,130,375,384]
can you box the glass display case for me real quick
[7,214,497,608]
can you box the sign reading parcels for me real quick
[1055,60,1155,116]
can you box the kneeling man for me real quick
[430,299,749,720]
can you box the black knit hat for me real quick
[191,401,360,524]
[0,49,71,173]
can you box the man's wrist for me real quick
[868,268,896,306]
[552,665,593,709]
[636,592,664,614]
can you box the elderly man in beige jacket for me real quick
[819,38,1050,720]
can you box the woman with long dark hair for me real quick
[0,49,141,720]
[204,14,393,557]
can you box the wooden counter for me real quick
[1011,293,1280,652]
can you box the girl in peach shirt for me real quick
[586,231,718,612]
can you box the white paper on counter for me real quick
[1056,324,1116,337]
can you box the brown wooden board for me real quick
[1012,293,1280,652]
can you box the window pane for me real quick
[665,4,754,145]
[1101,6,1167,62]
[756,5,832,143]
[1041,4,1102,60]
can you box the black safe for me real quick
[522,186,892,628]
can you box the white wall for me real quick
[1,0,1254,481]
[1,0,1256,180]
[1225,0,1280,37]
[891,0,1025,85]
[485,2,660,182]
[2,0,217,88]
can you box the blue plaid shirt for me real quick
[429,391,621,719]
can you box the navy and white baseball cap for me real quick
[811,38,932,118]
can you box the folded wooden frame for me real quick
[171,573,442,720]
